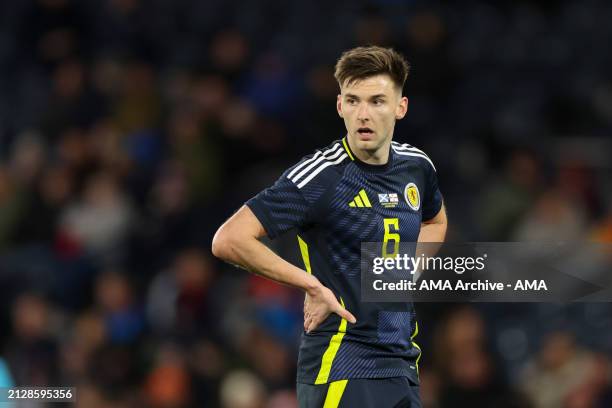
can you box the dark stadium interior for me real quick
[0,0,611,407]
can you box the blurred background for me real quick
[0,0,611,407]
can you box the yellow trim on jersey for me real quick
[299,235,348,385]
[323,379,349,408]
[354,196,364,207]
[342,137,355,161]
[315,297,348,384]
[297,235,312,274]
[411,320,419,339]
[411,321,422,375]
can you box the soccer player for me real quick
[212,46,447,408]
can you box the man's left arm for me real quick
[418,203,447,243]
[413,204,447,281]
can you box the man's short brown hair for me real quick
[334,46,410,91]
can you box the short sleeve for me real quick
[246,171,313,239]
[422,165,443,221]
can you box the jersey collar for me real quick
[342,135,393,172]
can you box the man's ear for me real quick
[337,94,343,118]
[396,96,408,119]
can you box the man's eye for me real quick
[373,99,384,105]
[347,99,357,105]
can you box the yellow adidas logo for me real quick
[348,189,372,208]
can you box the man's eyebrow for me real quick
[344,93,388,99]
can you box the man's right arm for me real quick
[211,205,356,331]
[212,205,321,291]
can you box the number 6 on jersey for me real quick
[383,218,400,258]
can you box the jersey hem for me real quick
[296,371,419,385]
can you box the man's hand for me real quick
[303,282,356,333]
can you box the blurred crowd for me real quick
[0,0,611,407]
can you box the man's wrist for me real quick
[302,274,321,295]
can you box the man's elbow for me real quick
[211,226,234,261]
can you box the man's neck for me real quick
[347,137,392,165]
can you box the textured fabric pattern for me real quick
[246,138,442,385]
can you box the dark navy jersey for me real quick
[246,136,443,385]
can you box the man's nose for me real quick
[357,102,370,121]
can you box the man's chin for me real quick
[353,138,378,151]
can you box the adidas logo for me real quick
[348,189,372,208]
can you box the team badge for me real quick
[404,183,420,211]
[378,193,399,208]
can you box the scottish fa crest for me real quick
[404,183,420,211]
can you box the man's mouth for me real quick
[357,127,374,135]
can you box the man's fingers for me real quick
[305,314,321,333]
[307,318,320,333]
[337,308,357,324]
[304,316,312,331]
[306,322,314,333]
[305,311,356,333]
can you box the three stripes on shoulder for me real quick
[287,142,347,189]
[390,141,436,172]
[287,141,436,189]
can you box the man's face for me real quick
[337,74,408,153]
